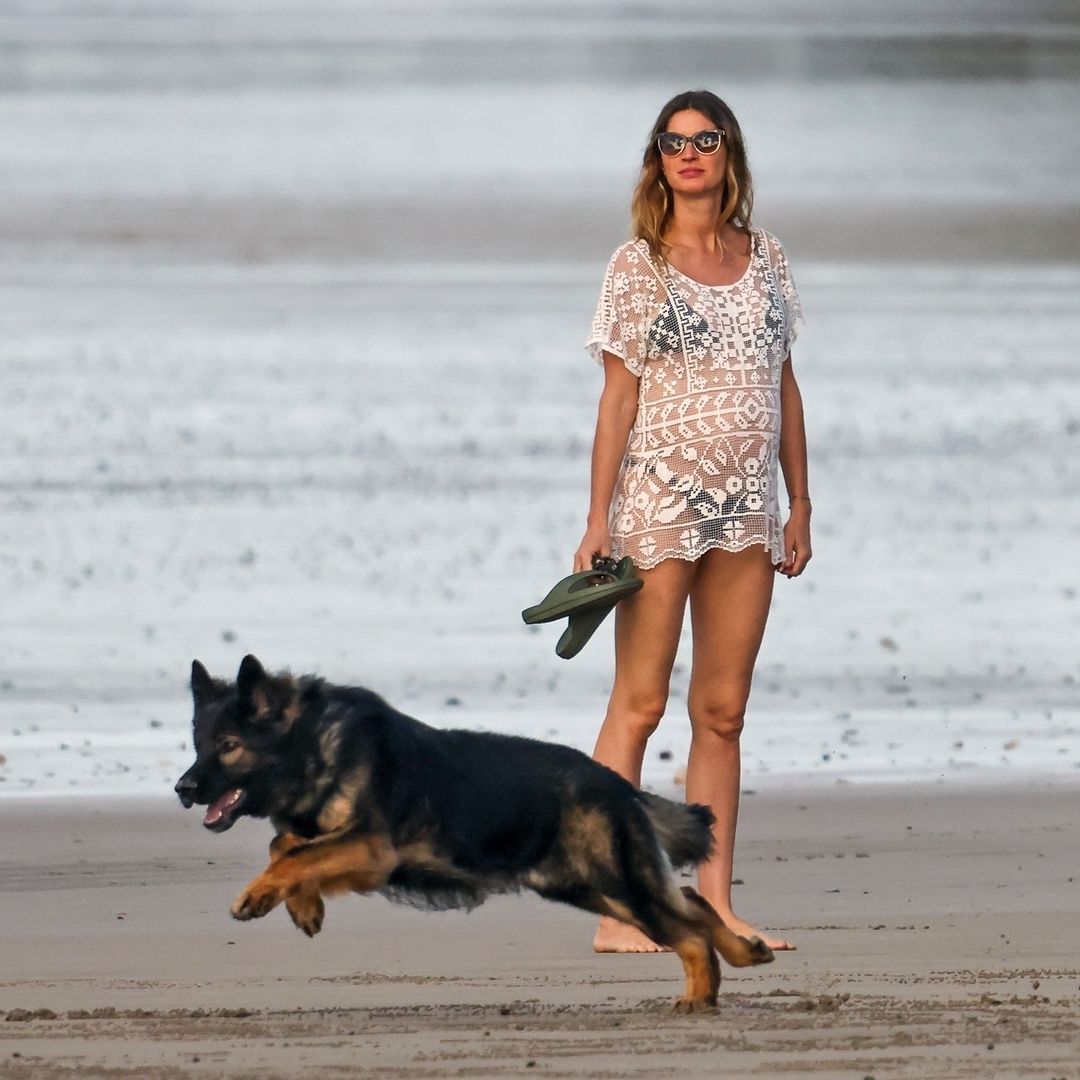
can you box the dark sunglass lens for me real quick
[657,133,685,156]
[693,131,721,153]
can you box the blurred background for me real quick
[1,0,1078,795]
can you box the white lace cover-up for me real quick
[586,229,803,569]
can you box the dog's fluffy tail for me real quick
[639,791,715,869]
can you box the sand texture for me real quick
[1,783,1077,1079]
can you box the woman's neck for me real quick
[666,192,726,253]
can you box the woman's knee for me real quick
[689,696,747,743]
[608,689,668,741]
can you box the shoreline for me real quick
[1,763,1079,802]
[4,195,1079,269]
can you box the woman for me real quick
[576,90,811,953]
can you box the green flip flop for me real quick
[521,556,643,625]
[555,602,617,660]
[523,557,643,659]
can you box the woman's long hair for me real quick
[630,90,754,262]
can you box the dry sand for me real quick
[1,782,1077,1079]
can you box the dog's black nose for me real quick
[174,774,198,808]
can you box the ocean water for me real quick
[0,2,1078,797]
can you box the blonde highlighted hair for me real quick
[630,90,754,263]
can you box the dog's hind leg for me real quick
[531,879,721,1011]
[680,886,774,967]
[669,932,721,1013]
[618,896,721,1012]
[231,832,397,923]
[620,819,722,1009]
[628,886,772,1009]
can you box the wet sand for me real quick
[1,782,1077,1078]
[5,193,1080,267]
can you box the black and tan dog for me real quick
[174,655,773,1010]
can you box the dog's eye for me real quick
[219,738,241,755]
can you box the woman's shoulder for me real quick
[604,237,651,266]
[602,237,664,283]
[754,226,791,262]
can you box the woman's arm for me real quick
[777,357,812,578]
[573,353,640,572]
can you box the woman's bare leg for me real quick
[685,546,794,951]
[592,557,695,953]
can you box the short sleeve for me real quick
[585,242,664,377]
[763,232,804,354]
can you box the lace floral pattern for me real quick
[586,230,803,569]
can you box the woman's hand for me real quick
[777,503,812,578]
[573,523,612,573]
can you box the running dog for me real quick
[174,655,773,1010]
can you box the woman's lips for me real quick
[678,168,704,177]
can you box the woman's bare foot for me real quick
[592,916,671,953]
[714,910,796,951]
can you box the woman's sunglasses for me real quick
[656,129,724,157]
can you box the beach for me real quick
[2,782,1078,1078]
[2,1,1079,1076]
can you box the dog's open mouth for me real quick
[203,788,246,832]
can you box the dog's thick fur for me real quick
[175,655,773,1010]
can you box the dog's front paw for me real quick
[285,890,325,938]
[231,879,283,921]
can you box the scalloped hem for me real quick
[614,537,784,572]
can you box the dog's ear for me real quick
[191,659,221,707]
[236,654,298,731]
[236,654,266,697]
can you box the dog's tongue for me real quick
[204,789,244,827]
